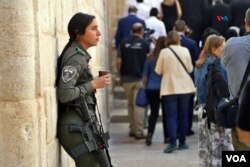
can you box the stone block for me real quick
[43,88,57,143]
[0,100,38,167]
[38,0,56,34]
[39,35,57,86]
[0,35,35,59]
[0,9,34,37]
[36,98,47,167]
[47,140,60,167]
[0,56,35,101]
[1,0,32,10]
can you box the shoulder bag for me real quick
[168,46,190,76]
[215,58,250,128]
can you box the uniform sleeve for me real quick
[57,55,94,103]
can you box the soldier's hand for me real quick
[91,74,111,89]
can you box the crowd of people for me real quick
[114,0,250,166]
[54,0,250,166]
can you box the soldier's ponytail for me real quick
[55,13,95,86]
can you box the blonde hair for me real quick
[246,8,250,25]
[195,35,225,68]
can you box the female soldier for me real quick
[56,13,112,167]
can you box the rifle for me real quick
[72,96,113,166]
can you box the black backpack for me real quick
[205,59,230,125]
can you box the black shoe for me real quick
[187,130,195,136]
[145,134,153,146]
[164,138,170,144]
[178,143,189,150]
[163,144,177,153]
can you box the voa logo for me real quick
[226,155,247,163]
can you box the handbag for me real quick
[135,88,148,108]
[215,97,239,128]
[215,58,250,128]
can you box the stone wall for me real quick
[0,0,111,167]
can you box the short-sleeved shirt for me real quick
[118,35,150,82]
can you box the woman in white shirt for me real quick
[155,31,195,153]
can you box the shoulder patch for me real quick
[62,66,77,82]
[76,47,86,56]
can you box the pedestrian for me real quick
[230,0,250,30]
[179,0,208,47]
[207,0,231,37]
[194,34,233,166]
[160,0,182,32]
[115,5,145,49]
[143,36,169,146]
[221,8,250,150]
[134,0,151,20]
[56,13,113,167]
[145,7,167,40]
[198,27,220,60]
[225,26,240,40]
[145,7,167,50]
[116,23,150,139]
[173,20,199,136]
[155,31,196,153]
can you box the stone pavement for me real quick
[109,122,199,167]
[108,86,199,167]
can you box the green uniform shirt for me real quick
[57,42,96,105]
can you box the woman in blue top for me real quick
[143,36,168,146]
[194,34,233,167]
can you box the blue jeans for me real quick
[162,94,191,145]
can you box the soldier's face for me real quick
[79,19,101,49]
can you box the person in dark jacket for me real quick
[230,0,250,29]
[56,13,112,167]
[115,5,145,49]
[179,0,209,47]
[116,23,150,139]
[207,0,231,37]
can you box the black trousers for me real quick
[146,89,168,139]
